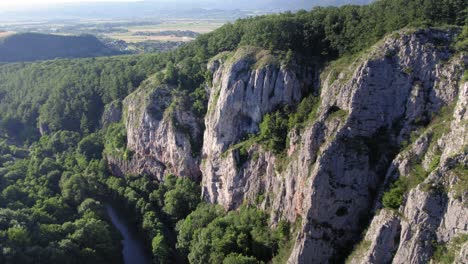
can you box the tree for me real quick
[47,130,81,153]
[69,218,117,262]
[163,177,201,221]
[80,114,90,135]
[164,62,178,84]
[77,133,103,160]
[187,207,278,264]
[223,253,258,264]
[176,204,224,255]
[259,110,289,153]
[152,233,171,264]
[382,179,407,209]
[7,226,30,248]
[60,173,88,203]
[78,198,104,218]
[143,211,163,238]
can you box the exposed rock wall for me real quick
[199,29,466,263]
[350,82,467,264]
[201,48,315,208]
[100,100,122,128]
[293,30,466,263]
[105,28,467,263]
[107,78,202,181]
[347,209,401,264]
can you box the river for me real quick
[105,204,151,264]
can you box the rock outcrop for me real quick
[199,29,466,263]
[105,28,467,263]
[108,77,202,181]
[350,82,467,264]
[100,100,122,128]
[457,242,468,263]
[348,209,401,264]
[293,29,466,264]
[201,47,315,208]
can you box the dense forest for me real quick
[0,33,120,63]
[0,0,466,263]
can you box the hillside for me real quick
[0,33,121,62]
[0,0,466,264]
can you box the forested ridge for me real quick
[0,33,120,63]
[0,0,466,263]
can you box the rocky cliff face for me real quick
[107,28,467,263]
[349,81,467,264]
[289,29,466,264]
[107,77,202,181]
[200,29,466,263]
[201,47,315,208]
[100,100,122,128]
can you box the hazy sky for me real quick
[0,0,141,9]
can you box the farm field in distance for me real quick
[0,18,225,43]
[0,18,227,53]
[0,5,264,54]
[106,19,225,43]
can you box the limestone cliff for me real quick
[107,77,202,181]
[105,28,467,263]
[348,82,467,264]
[200,28,466,263]
[100,100,122,128]
[201,47,315,208]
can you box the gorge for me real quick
[0,0,466,263]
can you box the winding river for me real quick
[105,204,151,264]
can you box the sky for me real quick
[0,0,142,9]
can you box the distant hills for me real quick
[0,33,120,62]
[152,0,375,11]
[0,0,374,20]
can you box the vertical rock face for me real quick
[349,56,467,263]
[108,78,202,181]
[199,29,466,263]
[289,29,465,263]
[105,27,466,263]
[348,209,401,264]
[201,48,313,207]
[457,242,468,264]
[100,100,122,128]
[357,82,467,264]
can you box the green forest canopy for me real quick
[0,33,120,62]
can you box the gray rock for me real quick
[198,29,466,263]
[108,78,202,181]
[107,28,467,263]
[348,209,401,264]
[456,242,468,264]
[201,47,312,207]
[100,100,122,128]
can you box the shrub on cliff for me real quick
[382,179,407,209]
